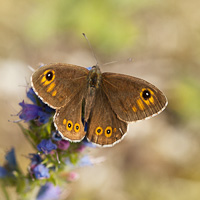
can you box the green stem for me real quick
[17,123,36,149]
[1,183,10,200]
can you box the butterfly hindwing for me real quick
[102,72,167,122]
[54,90,86,142]
[87,88,128,147]
[31,63,89,109]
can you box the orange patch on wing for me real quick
[132,106,137,112]
[63,119,66,125]
[52,90,57,96]
[137,99,145,110]
[47,82,56,92]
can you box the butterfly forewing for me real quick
[31,63,89,109]
[87,88,128,147]
[102,73,167,122]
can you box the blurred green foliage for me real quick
[1,0,143,54]
[171,78,200,122]
[23,0,158,52]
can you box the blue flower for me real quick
[27,88,40,105]
[19,100,53,124]
[52,131,62,141]
[87,67,92,71]
[19,101,42,122]
[82,138,96,148]
[78,155,93,167]
[33,164,50,179]
[36,182,61,200]
[65,155,93,168]
[81,118,88,132]
[27,88,55,114]
[84,121,88,132]
[37,139,57,154]
[29,154,47,179]
[43,105,54,114]
[0,148,18,178]
[29,154,42,169]
[28,88,55,121]
[37,111,52,124]
[5,148,18,171]
[0,166,9,178]
[77,138,96,152]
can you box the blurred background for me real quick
[1,0,200,199]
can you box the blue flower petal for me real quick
[29,154,42,166]
[27,88,55,113]
[82,139,96,148]
[84,121,88,132]
[43,105,55,114]
[81,118,87,132]
[52,131,62,141]
[19,99,54,124]
[65,155,93,168]
[5,148,17,170]
[19,101,42,122]
[33,164,50,179]
[27,88,40,105]
[38,111,52,124]
[78,155,93,167]
[0,166,9,178]
[37,139,57,154]
[36,182,61,200]
[87,67,92,71]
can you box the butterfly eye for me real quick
[46,71,53,81]
[140,88,155,105]
[105,127,112,138]
[74,123,80,132]
[66,120,73,131]
[95,127,103,135]
[41,70,55,86]
[142,89,151,100]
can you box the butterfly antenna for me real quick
[82,33,98,65]
[28,65,35,72]
[103,57,133,66]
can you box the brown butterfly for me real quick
[31,63,167,147]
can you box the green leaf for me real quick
[69,153,79,165]
[16,177,26,194]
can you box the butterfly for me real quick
[31,63,167,147]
